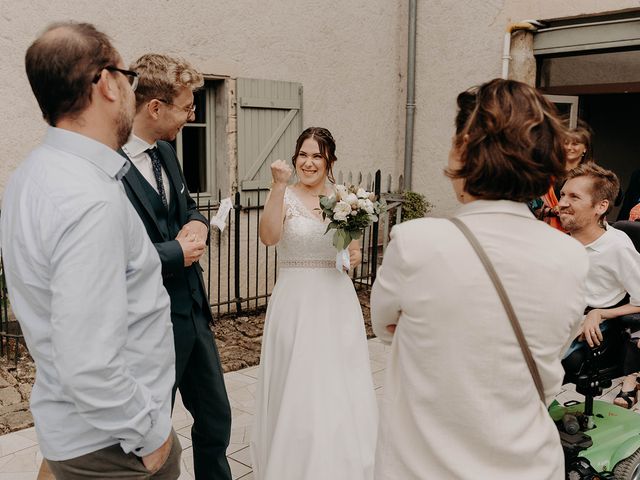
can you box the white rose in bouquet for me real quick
[333,201,352,221]
[345,193,359,207]
[357,198,375,214]
[335,184,348,201]
[318,183,386,271]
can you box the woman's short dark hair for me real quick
[446,78,567,202]
[291,127,338,183]
[25,22,119,126]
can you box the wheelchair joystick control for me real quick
[562,413,580,435]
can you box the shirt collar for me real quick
[44,127,130,180]
[584,223,611,253]
[456,199,535,219]
[122,134,157,158]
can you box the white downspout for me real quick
[502,20,544,79]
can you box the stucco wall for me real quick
[0,0,406,197]
[3,1,640,214]
[412,0,640,215]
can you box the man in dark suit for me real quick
[120,54,232,480]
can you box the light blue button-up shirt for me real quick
[0,127,175,460]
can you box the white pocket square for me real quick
[180,184,185,194]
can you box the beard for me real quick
[559,214,577,231]
[114,82,135,149]
[559,211,590,233]
[115,101,134,149]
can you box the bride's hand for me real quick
[270,160,292,186]
[349,248,362,270]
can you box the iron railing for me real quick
[0,256,22,366]
[199,169,404,318]
[0,169,404,361]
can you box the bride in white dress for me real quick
[250,127,377,480]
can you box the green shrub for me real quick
[401,191,432,222]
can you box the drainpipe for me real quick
[502,20,544,79]
[403,0,417,191]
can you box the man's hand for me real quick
[386,324,397,334]
[178,220,208,243]
[142,432,173,474]
[630,203,640,221]
[176,228,206,267]
[582,309,605,347]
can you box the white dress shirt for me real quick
[371,200,588,480]
[122,134,171,205]
[584,225,640,308]
[0,127,175,461]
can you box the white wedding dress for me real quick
[250,187,378,480]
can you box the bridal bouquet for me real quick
[318,184,385,271]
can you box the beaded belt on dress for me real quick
[278,259,335,269]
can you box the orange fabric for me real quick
[541,187,566,232]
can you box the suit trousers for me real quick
[46,429,181,480]
[172,302,232,480]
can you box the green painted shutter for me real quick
[237,78,302,205]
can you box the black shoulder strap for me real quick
[450,217,545,403]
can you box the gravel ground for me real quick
[0,285,374,433]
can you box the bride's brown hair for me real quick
[291,127,337,183]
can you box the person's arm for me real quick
[157,165,207,269]
[154,235,205,271]
[49,200,170,456]
[370,226,406,344]
[179,169,209,243]
[582,304,640,347]
[259,160,292,246]
[583,242,640,346]
[348,240,362,270]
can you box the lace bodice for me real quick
[277,188,337,268]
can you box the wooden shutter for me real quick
[237,78,302,205]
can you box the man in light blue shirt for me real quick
[1,22,180,479]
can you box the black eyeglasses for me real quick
[157,98,196,115]
[93,66,139,92]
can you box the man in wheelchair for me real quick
[558,163,640,408]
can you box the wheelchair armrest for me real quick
[619,313,640,330]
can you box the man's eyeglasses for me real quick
[93,66,139,92]
[158,98,196,115]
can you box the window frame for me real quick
[175,85,215,202]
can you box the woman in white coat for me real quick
[371,79,589,480]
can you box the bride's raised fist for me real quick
[270,160,292,186]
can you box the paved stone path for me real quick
[0,337,629,479]
[0,338,389,479]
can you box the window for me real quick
[171,80,221,202]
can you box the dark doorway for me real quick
[581,93,640,219]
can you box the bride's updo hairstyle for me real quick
[446,78,567,202]
[291,127,337,183]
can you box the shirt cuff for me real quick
[129,410,172,457]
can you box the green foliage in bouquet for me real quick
[401,190,432,222]
[318,185,385,251]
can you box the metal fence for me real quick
[199,169,404,318]
[0,169,405,360]
[0,257,22,366]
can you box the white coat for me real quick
[371,200,588,480]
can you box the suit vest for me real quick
[128,161,205,317]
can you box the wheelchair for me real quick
[549,221,640,479]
